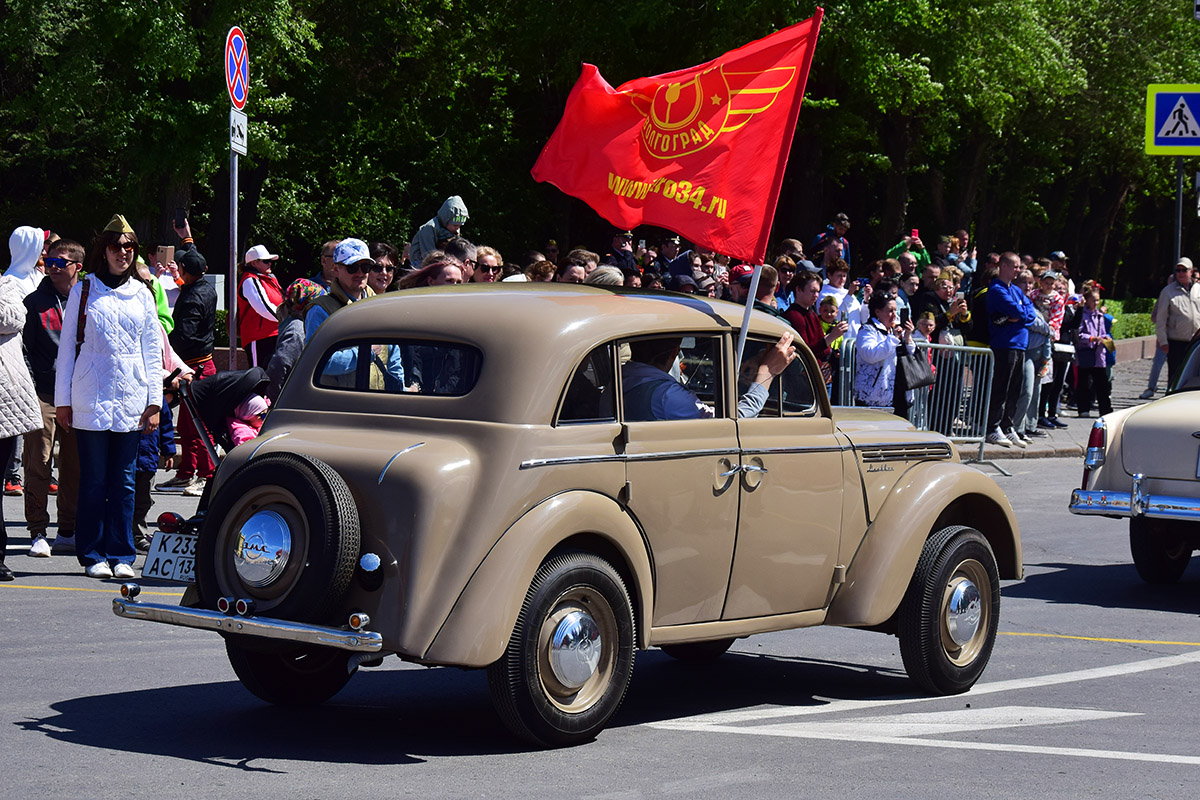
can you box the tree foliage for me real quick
[2,0,1200,294]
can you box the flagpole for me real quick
[734,262,763,375]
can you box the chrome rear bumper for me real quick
[112,597,383,653]
[1070,489,1200,521]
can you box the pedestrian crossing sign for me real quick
[1146,84,1200,155]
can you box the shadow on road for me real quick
[1006,561,1200,614]
[16,649,924,760]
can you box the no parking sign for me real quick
[225,26,248,110]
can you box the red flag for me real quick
[531,11,823,264]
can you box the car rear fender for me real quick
[422,490,654,667]
[826,461,1021,627]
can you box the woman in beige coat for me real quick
[0,272,45,580]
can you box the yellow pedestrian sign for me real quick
[1146,84,1200,155]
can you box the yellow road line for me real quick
[0,584,184,597]
[1001,631,1200,647]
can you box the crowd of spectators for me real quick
[2,199,1196,581]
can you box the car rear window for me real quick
[314,339,482,396]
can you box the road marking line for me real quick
[1001,631,1200,647]
[652,649,1200,727]
[664,722,1200,765]
[753,705,1137,738]
[0,584,184,597]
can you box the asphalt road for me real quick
[4,458,1200,799]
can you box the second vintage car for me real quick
[114,284,1021,747]
[1070,339,1200,583]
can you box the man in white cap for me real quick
[238,244,283,367]
[1155,255,1200,387]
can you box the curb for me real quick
[958,443,1083,461]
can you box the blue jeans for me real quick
[75,429,140,567]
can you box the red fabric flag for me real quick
[531,11,823,264]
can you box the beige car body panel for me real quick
[198,285,1020,665]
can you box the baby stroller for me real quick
[177,366,270,479]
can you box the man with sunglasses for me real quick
[1155,256,1200,387]
[238,244,284,368]
[21,238,84,557]
[305,238,378,343]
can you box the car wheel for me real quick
[225,639,353,706]
[1130,517,1193,584]
[487,552,636,747]
[898,526,1000,695]
[195,453,360,624]
[660,638,735,661]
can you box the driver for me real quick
[623,333,796,421]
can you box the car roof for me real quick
[293,283,798,423]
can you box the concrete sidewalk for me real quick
[956,339,1160,464]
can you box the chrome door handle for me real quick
[719,465,742,478]
[742,464,769,474]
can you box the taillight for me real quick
[157,512,184,534]
[1081,419,1107,490]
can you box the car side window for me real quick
[315,340,481,396]
[740,338,817,416]
[619,334,725,421]
[558,344,616,424]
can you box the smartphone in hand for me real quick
[174,207,187,228]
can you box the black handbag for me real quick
[896,345,936,390]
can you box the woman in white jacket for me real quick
[55,215,162,579]
[854,292,916,419]
[0,273,44,581]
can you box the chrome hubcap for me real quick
[946,577,982,647]
[233,510,292,588]
[548,610,602,689]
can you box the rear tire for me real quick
[898,526,1000,695]
[1130,517,1193,584]
[487,552,635,747]
[225,639,354,706]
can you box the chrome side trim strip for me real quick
[378,442,426,484]
[1070,489,1200,520]
[741,445,849,456]
[249,432,290,460]
[520,447,739,470]
[113,598,383,652]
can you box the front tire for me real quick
[1130,517,1193,584]
[487,552,635,747]
[225,639,354,706]
[898,526,1000,695]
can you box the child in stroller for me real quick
[178,366,271,481]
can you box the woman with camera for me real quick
[853,292,916,419]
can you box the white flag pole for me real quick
[734,262,763,375]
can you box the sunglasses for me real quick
[44,257,81,270]
[341,261,375,274]
[370,264,395,273]
[107,242,136,253]
[480,264,502,273]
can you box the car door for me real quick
[619,333,741,627]
[722,337,844,619]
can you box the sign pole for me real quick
[224,25,249,370]
[229,151,239,370]
[1177,156,1185,265]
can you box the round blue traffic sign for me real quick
[225,27,249,110]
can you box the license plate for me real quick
[142,532,198,583]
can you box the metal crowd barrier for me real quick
[836,339,1005,473]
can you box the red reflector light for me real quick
[1081,421,1107,490]
[157,512,184,534]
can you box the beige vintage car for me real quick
[1070,339,1200,582]
[114,284,1021,746]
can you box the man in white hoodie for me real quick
[3,226,46,497]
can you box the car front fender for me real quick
[826,461,1021,627]
[422,490,654,667]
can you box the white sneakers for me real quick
[28,536,51,558]
[84,562,135,579]
[182,477,206,497]
[1006,429,1028,449]
[985,427,1011,447]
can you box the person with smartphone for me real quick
[885,230,931,273]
